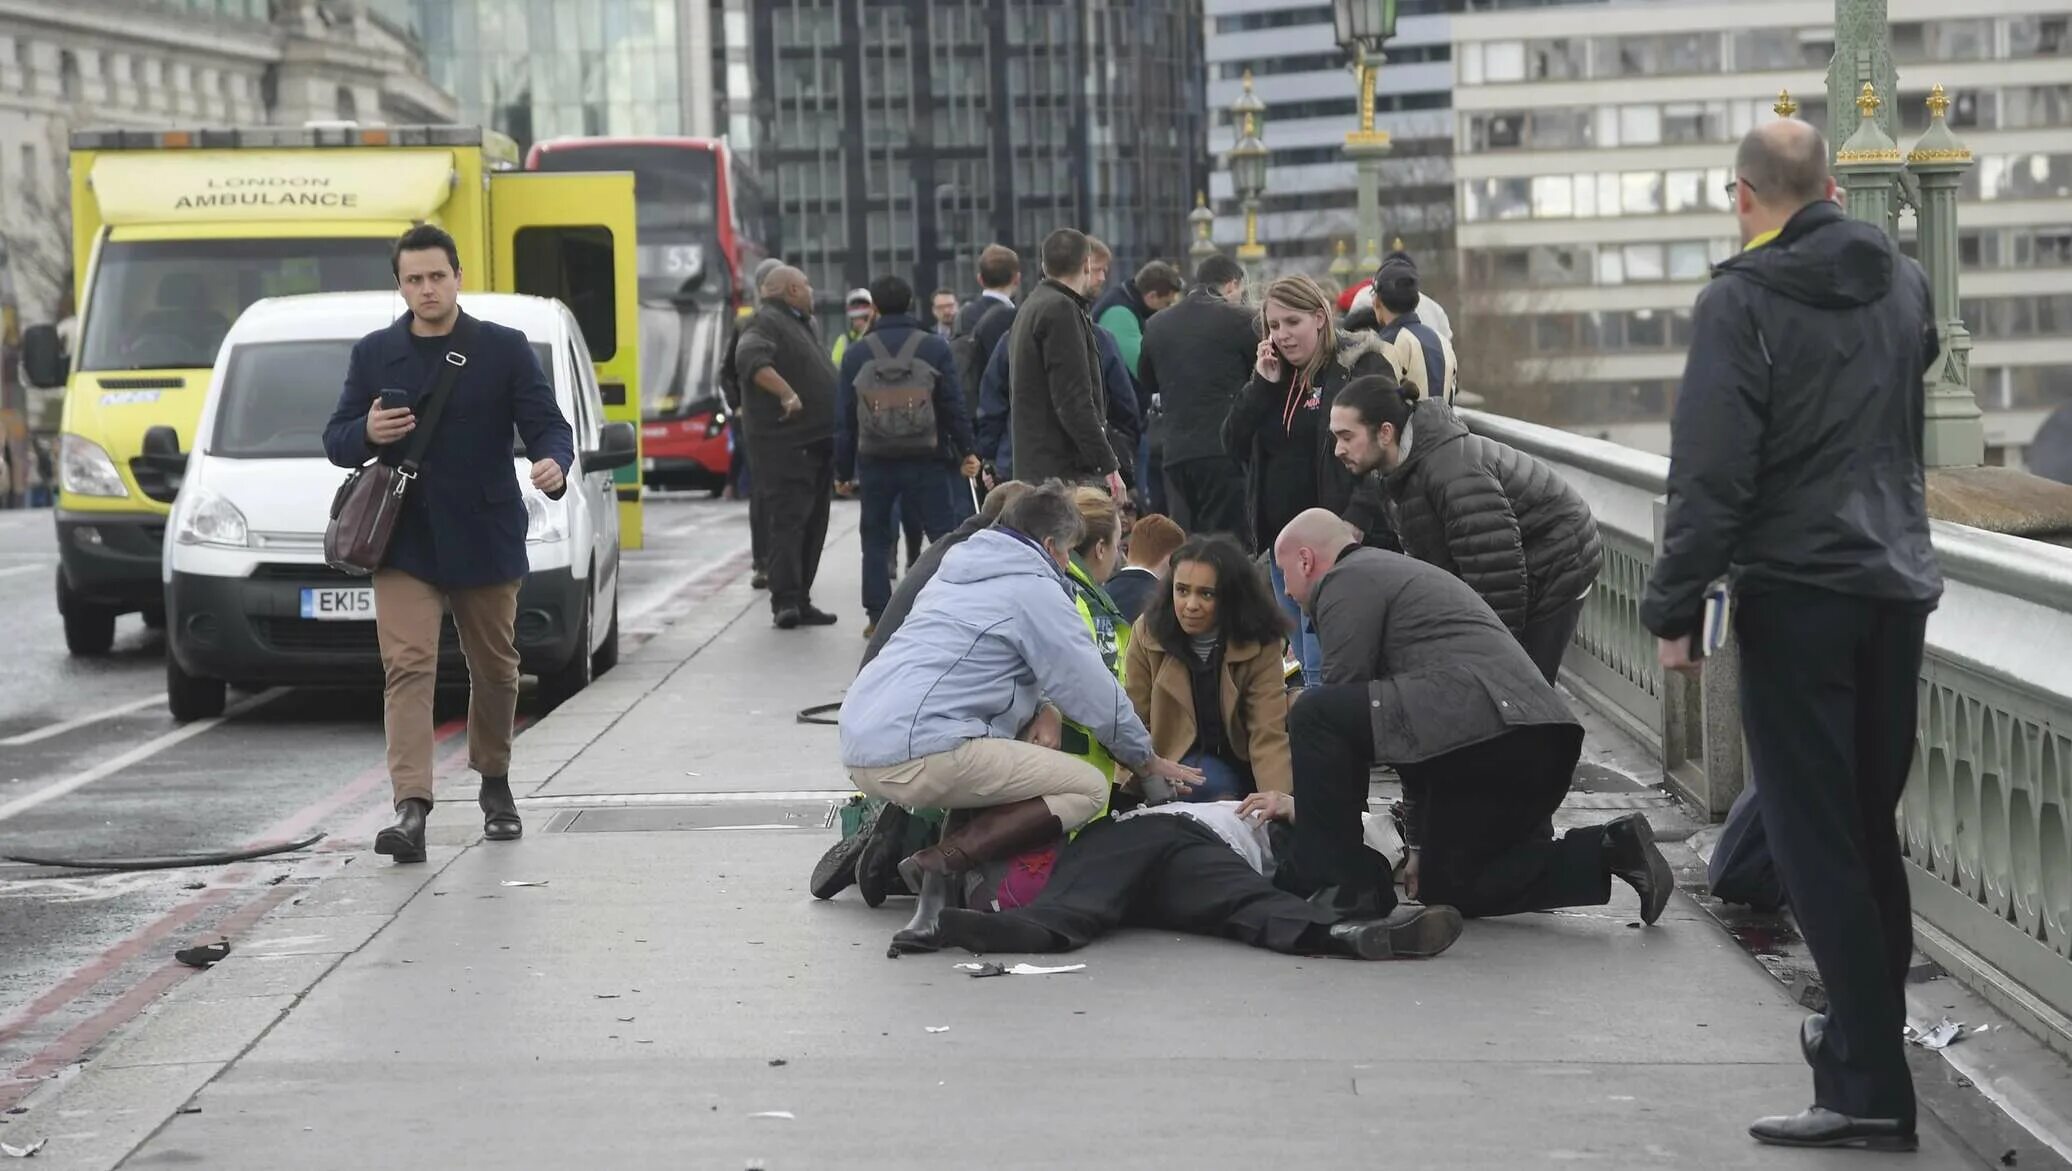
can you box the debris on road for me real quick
[174,939,231,968]
[1,1138,45,1157]
[953,962,1086,978]
[748,1111,795,1121]
[1903,1017,1967,1049]
[768,1058,788,1067]
[499,880,549,888]
[924,1026,950,1034]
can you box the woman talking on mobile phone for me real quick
[1222,274,1398,686]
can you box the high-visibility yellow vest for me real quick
[1057,557,1133,809]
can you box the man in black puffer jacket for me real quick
[1329,380,1601,684]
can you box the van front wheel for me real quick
[538,595,593,711]
[166,655,227,723]
[57,569,117,656]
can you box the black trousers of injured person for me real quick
[1281,685,1610,918]
[984,814,1342,953]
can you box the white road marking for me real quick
[0,563,49,579]
[0,689,286,825]
[0,696,162,748]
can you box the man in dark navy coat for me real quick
[324,224,574,863]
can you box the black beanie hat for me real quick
[1374,250,1420,313]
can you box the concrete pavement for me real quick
[2,507,2058,1169]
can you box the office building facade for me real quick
[751,0,1208,314]
[413,0,753,151]
[1204,0,1458,280]
[1450,0,2072,460]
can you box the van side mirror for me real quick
[582,421,637,474]
[21,325,67,389]
[134,426,186,503]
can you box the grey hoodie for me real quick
[839,527,1156,771]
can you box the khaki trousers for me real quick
[373,569,521,807]
[848,737,1110,830]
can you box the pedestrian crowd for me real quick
[334,119,1944,1154]
[798,121,1940,1155]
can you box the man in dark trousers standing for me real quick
[1008,228,1121,498]
[735,265,841,629]
[1642,120,1941,1153]
[324,225,573,860]
[1270,509,1672,925]
[1138,254,1255,542]
[835,274,982,638]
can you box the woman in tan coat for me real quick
[1123,534,1294,800]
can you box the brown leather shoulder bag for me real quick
[324,319,477,575]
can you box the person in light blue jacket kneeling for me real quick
[842,480,1203,956]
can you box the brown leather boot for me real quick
[887,798,1063,956]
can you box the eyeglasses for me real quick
[1723,175,1756,199]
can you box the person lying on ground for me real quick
[839,481,1201,957]
[915,795,1461,961]
[1122,533,1292,804]
[1269,509,1673,925]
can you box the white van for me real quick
[159,292,634,721]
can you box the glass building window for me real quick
[1621,172,1663,215]
[1531,109,1591,150]
[1622,243,1665,282]
[1667,242,1711,280]
[1485,41,1526,83]
[1618,105,1662,146]
[1529,39,1586,81]
[2007,15,2070,58]
[1531,175,1572,218]
[1664,170,1703,214]
[1627,309,1667,348]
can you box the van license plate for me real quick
[300,587,375,620]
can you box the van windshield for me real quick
[78,237,394,372]
[212,340,555,459]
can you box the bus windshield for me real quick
[78,237,394,372]
[534,143,720,302]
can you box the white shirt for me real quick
[981,288,1014,308]
[1114,800,1276,876]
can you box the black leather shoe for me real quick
[798,605,838,626]
[1327,904,1464,960]
[1749,1107,1917,1151]
[374,798,430,864]
[773,607,801,629]
[480,776,522,841]
[854,804,911,909]
[809,832,867,900]
[1801,1013,1826,1066]
[1603,813,1673,925]
[750,570,769,590]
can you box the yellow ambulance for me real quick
[19,124,643,655]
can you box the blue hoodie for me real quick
[840,527,1156,770]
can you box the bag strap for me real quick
[396,314,480,475]
[860,333,892,364]
[893,331,926,363]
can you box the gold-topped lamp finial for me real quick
[1390,236,1404,253]
[1856,81,1881,119]
[1774,89,1798,118]
[1926,83,1951,121]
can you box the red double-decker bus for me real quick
[527,136,770,493]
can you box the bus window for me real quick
[513,226,618,362]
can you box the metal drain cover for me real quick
[553,802,830,833]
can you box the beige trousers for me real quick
[373,569,521,807]
[848,737,1110,830]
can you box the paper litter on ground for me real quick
[953,962,1086,977]
[499,880,549,888]
[1904,1017,1967,1049]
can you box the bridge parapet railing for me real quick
[1462,409,2072,1049]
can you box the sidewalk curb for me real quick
[0,541,777,1170]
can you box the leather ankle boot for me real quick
[480,776,522,841]
[375,798,431,863]
[888,798,1063,956]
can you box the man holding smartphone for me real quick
[1642,121,1941,1152]
[323,225,573,863]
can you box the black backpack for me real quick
[853,333,942,459]
[949,301,1007,409]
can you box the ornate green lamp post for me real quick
[1188,191,1219,263]
[1333,0,1397,272]
[1908,84,1984,467]
[1227,71,1269,264]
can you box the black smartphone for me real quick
[377,390,413,413]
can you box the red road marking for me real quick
[0,719,464,1056]
[0,882,302,1109]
